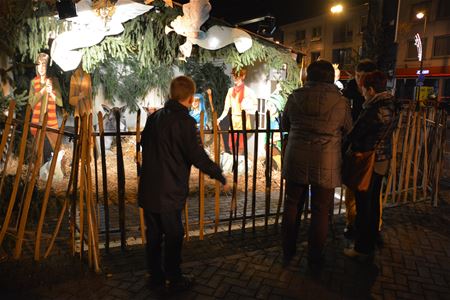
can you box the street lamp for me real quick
[415,11,427,101]
[330,4,344,14]
[416,11,427,34]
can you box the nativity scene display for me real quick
[0,0,300,264]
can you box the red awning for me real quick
[395,66,450,78]
[339,66,450,80]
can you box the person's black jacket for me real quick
[348,91,397,162]
[342,79,365,121]
[138,99,226,213]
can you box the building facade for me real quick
[395,0,450,101]
[281,4,369,80]
[281,0,450,101]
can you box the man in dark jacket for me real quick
[138,76,227,290]
[281,60,352,268]
[341,59,377,239]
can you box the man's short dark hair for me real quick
[356,59,377,73]
[170,76,196,101]
[306,60,335,83]
[361,71,387,93]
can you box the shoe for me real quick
[282,254,294,267]
[148,276,165,289]
[376,232,384,248]
[166,274,195,292]
[344,248,374,263]
[343,225,354,240]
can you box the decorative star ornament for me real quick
[51,0,152,71]
[165,0,252,59]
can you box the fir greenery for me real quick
[181,60,231,115]
[9,0,300,112]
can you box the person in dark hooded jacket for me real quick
[281,60,352,267]
[341,59,377,239]
[138,76,227,290]
[343,71,396,260]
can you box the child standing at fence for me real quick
[138,76,227,291]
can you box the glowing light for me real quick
[208,37,220,49]
[330,4,343,14]
[416,12,425,19]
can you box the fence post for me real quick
[34,115,67,261]
[114,109,126,251]
[14,113,48,259]
[0,104,30,247]
[199,111,205,240]
[97,112,110,252]
[252,111,259,231]
[265,110,271,229]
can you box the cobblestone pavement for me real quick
[1,197,450,300]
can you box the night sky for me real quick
[176,0,367,25]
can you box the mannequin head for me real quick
[192,95,201,110]
[231,68,247,86]
[36,53,49,78]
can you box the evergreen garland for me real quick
[10,1,300,112]
[197,39,300,108]
[181,60,231,115]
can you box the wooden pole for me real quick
[241,111,248,232]
[0,126,16,195]
[403,108,418,202]
[45,119,80,258]
[397,106,412,202]
[213,112,220,233]
[135,109,146,244]
[85,116,93,268]
[206,88,215,113]
[433,110,446,206]
[275,127,284,227]
[78,115,87,258]
[228,109,237,234]
[114,110,126,251]
[0,105,29,247]
[338,186,344,215]
[184,201,189,241]
[13,112,48,259]
[34,115,67,261]
[97,112,110,252]
[0,101,16,164]
[422,108,429,199]
[412,108,422,202]
[252,111,259,231]
[387,110,403,204]
[90,116,101,265]
[70,117,80,256]
[199,111,205,240]
[264,110,271,229]
[86,114,101,272]
[92,122,100,223]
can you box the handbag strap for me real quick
[373,111,397,150]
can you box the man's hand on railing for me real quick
[222,183,231,193]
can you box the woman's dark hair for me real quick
[361,71,387,93]
[306,60,335,83]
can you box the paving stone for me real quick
[1,200,450,300]
[192,283,215,296]
[255,285,272,299]
[213,282,230,298]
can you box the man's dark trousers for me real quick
[144,209,184,281]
